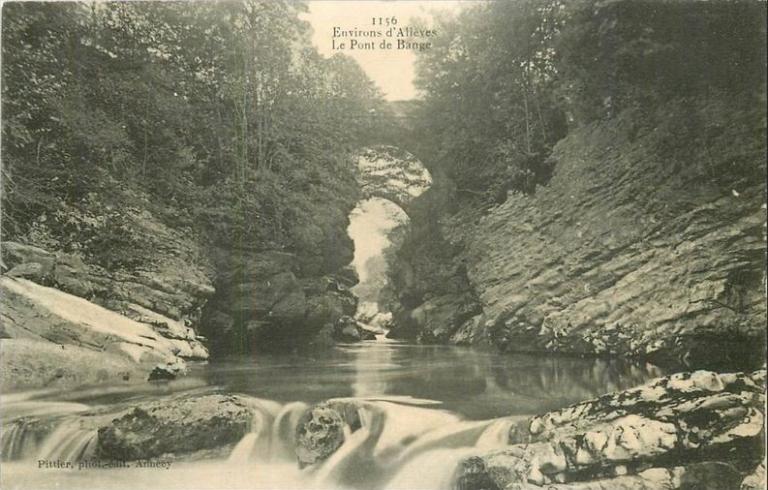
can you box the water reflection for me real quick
[205,342,664,420]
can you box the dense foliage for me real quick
[2,1,383,270]
[411,0,766,203]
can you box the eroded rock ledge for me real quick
[454,369,766,490]
[2,240,214,325]
[391,101,766,371]
[201,248,363,354]
[1,241,213,390]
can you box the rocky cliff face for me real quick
[0,210,215,389]
[200,247,361,354]
[393,98,767,370]
[200,145,432,355]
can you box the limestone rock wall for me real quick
[1,218,215,389]
[200,248,361,354]
[401,99,766,369]
[455,369,766,490]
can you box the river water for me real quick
[1,340,665,490]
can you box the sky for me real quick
[303,1,472,101]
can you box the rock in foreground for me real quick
[295,400,367,467]
[97,395,255,460]
[454,369,765,490]
[741,461,767,490]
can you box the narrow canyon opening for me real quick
[348,145,432,339]
[347,197,409,336]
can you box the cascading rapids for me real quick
[1,395,519,490]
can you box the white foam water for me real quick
[222,396,517,489]
[270,401,309,460]
[3,394,519,490]
[1,401,93,462]
[36,422,98,461]
[383,447,479,490]
[303,400,515,489]
[2,419,35,460]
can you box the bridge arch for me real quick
[347,145,431,329]
[355,146,431,213]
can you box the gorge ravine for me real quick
[1,140,765,490]
[1,1,766,487]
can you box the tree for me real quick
[2,0,383,272]
[412,0,567,201]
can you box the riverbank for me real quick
[1,238,212,391]
[1,353,763,490]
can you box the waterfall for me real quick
[365,401,460,458]
[270,401,309,461]
[304,401,525,490]
[311,421,377,488]
[2,399,515,490]
[1,419,38,460]
[307,401,488,489]
[228,398,312,464]
[475,417,517,449]
[227,397,283,463]
[227,413,267,464]
[36,422,98,461]
[381,419,517,489]
[1,400,92,461]
[383,447,478,490]
[391,419,493,465]
[3,393,526,490]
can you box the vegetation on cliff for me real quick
[411,0,765,202]
[1,1,397,353]
[1,1,383,272]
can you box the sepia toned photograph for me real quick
[0,1,766,489]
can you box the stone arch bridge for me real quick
[355,146,431,212]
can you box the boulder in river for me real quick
[97,395,255,460]
[334,316,359,342]
[358,325,378,341]
[332,316,378,342]
[453,369,766,489]
[295,401,361,467]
